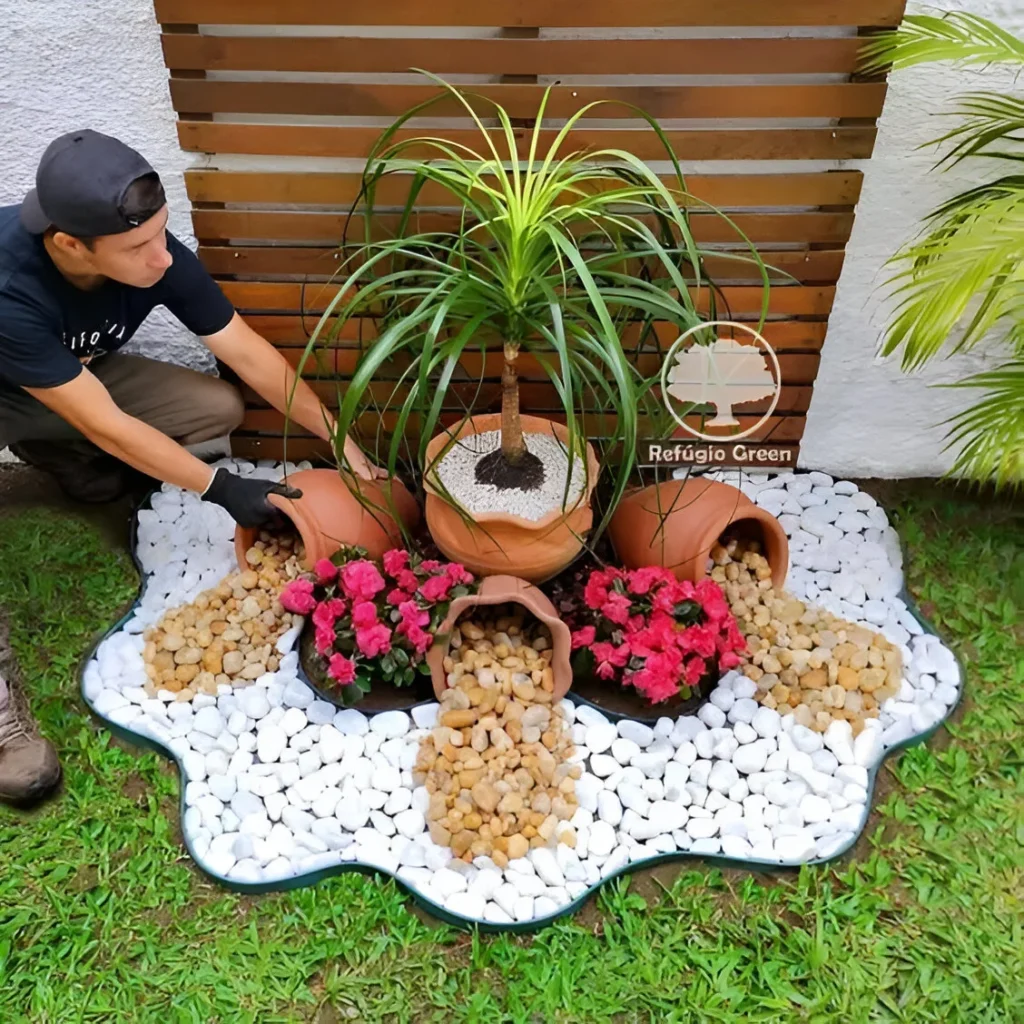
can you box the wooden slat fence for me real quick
[152,0,904,462]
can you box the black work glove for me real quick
[201,468,303,529]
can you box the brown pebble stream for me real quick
[415,605,580,867]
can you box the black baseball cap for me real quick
[20,129,165,237]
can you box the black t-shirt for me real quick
[0,203,235,394]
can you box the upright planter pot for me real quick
[234,468,420,571]
[608,478,789,588]
[422,413,601,583]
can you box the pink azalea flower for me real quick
[382,549,409,577]
[627,566,673,595]
[626,628,657,660]
[624,613,646,634]
[314,558,338,584]
[593,641,629,679]
[420,559,442,572]
[351,600,378,630]
[600,591,633,626]
[651,578,698,616]
[314,624,336,656]
[355,623,392,658]
[631,666,679,704]
[386,587,409,606]
[719,650,742,670]
[677,623,717,660]
[571,625,596,650]
[419,574,453,603]
[397,601,430,630]
[327,653,356,685]
[583,571,611,611]
[683,656,706,687]
[279,579,317,615]
[340,560,386,601]
[444,563,474,586]
[396,569,419,592]
[405,623,433,655]
[312,599,342,631]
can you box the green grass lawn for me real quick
[0,484,1021,1023]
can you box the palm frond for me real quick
[860,12,1024,74]
[881,177,1024,368]
[930,91,1024,167]
[942,361,1024,488]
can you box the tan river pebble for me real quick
[712,535,901,736]
[415,605,579,866]
[141,532,306,701]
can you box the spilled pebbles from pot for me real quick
[433,430,586,521]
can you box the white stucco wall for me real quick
[800,0,1024,477]
[0,0,211,375]
[0,0,1017,476]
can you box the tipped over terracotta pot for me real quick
[425,574,573,702]
[234,468,420,571]
[608,477,788,588]
[422,413,600,583]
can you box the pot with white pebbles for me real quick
[423,414,601,583]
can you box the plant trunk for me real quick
[500,342,526,465]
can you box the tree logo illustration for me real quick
[660,321,781,441]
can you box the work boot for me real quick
[0,671,62,807]
[9,439,136,503]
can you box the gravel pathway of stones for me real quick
[81,460,961,930]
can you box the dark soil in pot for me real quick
[298,620,435,712]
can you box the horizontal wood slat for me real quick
[162,34,865,75]
[207,246,845,283]
[169,81,887,120]
[156,3,904,465]
[239,409,808,443]
[154,0,905,28]
[269,348,820,384]
[246,316,828,352]
[185,170,863,209]
[245,381,814,415]
[194,209,856,245]
[178,123,879,162]
[219,281,836,317]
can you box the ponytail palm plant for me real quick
[299,72,769,534]
[862,12,1024,487]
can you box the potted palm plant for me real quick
[296,72,771,580]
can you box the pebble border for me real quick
[79,462,963,933]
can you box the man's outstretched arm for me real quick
[202,313,384,480]
[23,370,299,526]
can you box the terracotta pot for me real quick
[422,413,600,583]
[424,574,573,702]
[607,478,788,588]
[234,468,421,572]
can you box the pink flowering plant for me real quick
[279,546,475,704]
[567,566,747,705]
